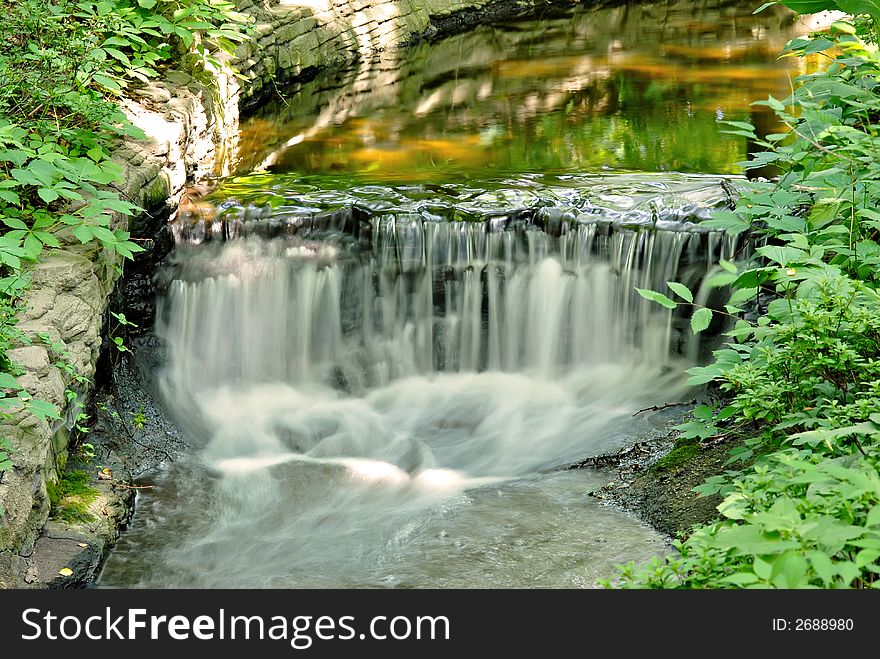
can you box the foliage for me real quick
[617,13,880,587]
[0,0,250,501]
[48,469,100,524]
[615,446,880,588]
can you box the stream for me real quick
[98,0,804,587]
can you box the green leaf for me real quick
[0,373,22,390]
[721,572,759,585]
[834,561,861,586]
[667,281,693,303]
[104,48,131,66]
[27,399,61,421]
[102,36,131,47]
[635,288,677,310]
[713,525,800,554]
[831,20,857,34]
[72,225,93,244]
[771,551,808,588]
[704,271,738,288]
[0,397,23,412]
[756,244,806,266]
[37,188,59,204]
[23,234,42,259]
[835,0,880,24]
[91,74,121,91]
[719,259,737,274]
[1,217,27,230]
[753,555,773,581]
[807,551,834,586]
[856,549,880,569]
[138,0,157,7]
[690,308,713,334]
[0,190,20,205]
[685,364,721,386]
[753,1,778,13]
[778,2,838,16]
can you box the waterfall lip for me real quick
[170,171,749,246]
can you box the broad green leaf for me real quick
[721,572,759,585]
[1,217,27,230]
[635,288,676,310]
[685,364,721,385]
[690,308,713,334]
[92,73,121,91]
[102,37,132,47]
[771,551,808,588]
[712,524,800,554]
[0,190,20,205]
[719,259,737,274]
[667,281,693,303]
[104,48,131,66]
[779,2,838,16]
[72,225,93,244]
[856,549,880,569]
[756,244,806,266]
[0,373,22,390]
[37,188,59,204]
[753,555,773,581]
[835,0,880,23]
[705,271,738,288]
[830,20,857,34]
[27,399,61,421]
[807,550,834,586]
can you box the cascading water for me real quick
[98,179,735,587]
[96,0,799,587]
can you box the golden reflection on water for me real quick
[235,1,827,182]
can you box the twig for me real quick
[632,399,697,417]
[111,482,154,490]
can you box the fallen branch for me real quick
[632,399,696,417]
[112,482,154,490]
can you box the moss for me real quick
[653,441,701,471]
[50,469,99,524]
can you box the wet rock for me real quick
[583,433,741,539]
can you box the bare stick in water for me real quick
[632,399,697,417]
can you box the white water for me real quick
[99,213,720,587]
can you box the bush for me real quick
[617,6,880,588]
[0,0,250,517]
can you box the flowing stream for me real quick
[98,0,807,587]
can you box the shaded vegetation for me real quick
[616,4,880,588]
[48,469,99,524]
[0,0,250,517]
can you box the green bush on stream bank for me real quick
[0,0,250,517]
[616,2,880,588]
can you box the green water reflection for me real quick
[234,1,807,184]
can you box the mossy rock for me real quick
[50,469,99,524]
[653,440,701,471]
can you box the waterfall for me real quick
[158,216,714,404]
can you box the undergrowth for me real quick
[0,0,251,519]
[615,2,880,588]
[47,469,100,524]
